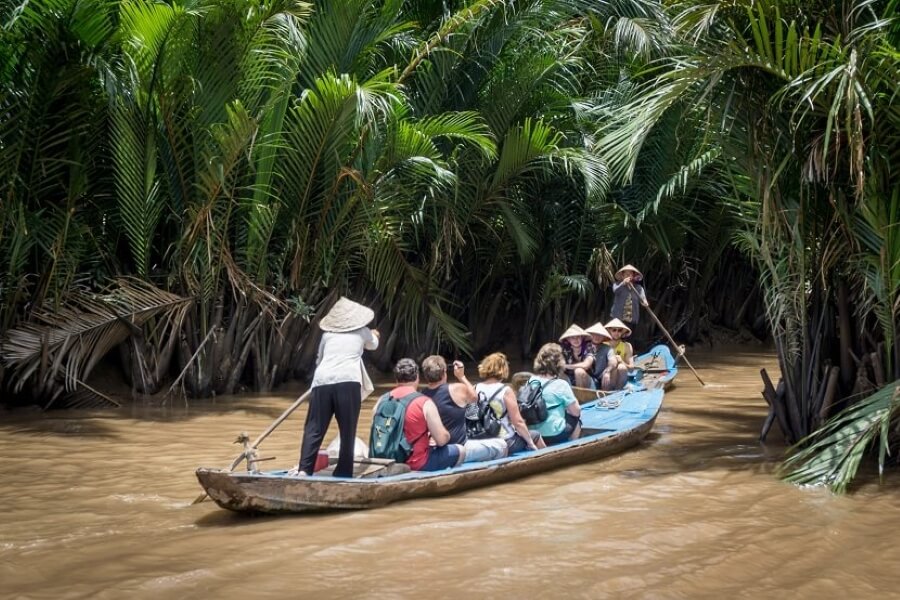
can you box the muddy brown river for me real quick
[2,348,899,598]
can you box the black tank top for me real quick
[423,384,467,444]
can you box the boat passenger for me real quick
[584,322,618,391]
[374,358,465,471]
[422,355,508,462]
[528,343,582,445]
[559,324,595,389]
[475,352,545,454]
[296,297,380,478]
[610,264,648,352]
[604,318,634,390]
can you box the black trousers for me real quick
[298,382,361,478]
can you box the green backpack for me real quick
[369,391,422,462]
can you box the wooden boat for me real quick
[195,386,663,514]
[631,344,679,390]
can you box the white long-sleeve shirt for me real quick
[310,328,379,393]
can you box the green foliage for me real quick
[781,382,900,493]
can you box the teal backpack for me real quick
[369,391,422,462]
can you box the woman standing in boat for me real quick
[610,264,648,351]
[528,343,581,445]
[296,297,379,478]
[475,353,545,454]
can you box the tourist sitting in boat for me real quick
[422,355,508,462]
[559,324,595,389]
[604,318,634,390]
[475,352,545,454]
[584,322,618,391]
[373,358,466,471]
[528,343,582,445]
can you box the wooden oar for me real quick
[192,388,312,505]
[628,282,706,387]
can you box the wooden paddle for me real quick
[192,388,313,505]
[627,282,706,387]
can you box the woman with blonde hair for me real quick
[526,343,581,445]
[475,353,545,454]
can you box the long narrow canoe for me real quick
[195,387,663,514]
[631,344,679,390]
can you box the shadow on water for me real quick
[193,504,348,527]
[1,391,313,428]
[0,415,123,438]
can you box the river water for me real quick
[2,348,899,599]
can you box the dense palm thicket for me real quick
[0,0,897,488]
[597,0,899,488]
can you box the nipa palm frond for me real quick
[0,279,192,402]
[781,381,900,493]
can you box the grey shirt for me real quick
[611,282,647,324]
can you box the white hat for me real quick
[585,322,611,340]
[319,297,375,333]
[615,264,643,282]
[604,318,632,338]
[559,324,589,342]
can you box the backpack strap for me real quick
[487,385,505,402]
[394,391,429,447]
[485,384,507,417]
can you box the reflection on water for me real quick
[2,348,899,598]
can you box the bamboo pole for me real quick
[192,388,313,504]
[627,282,706,387]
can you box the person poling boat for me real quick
[610,264,648,351]
[291,297,380,478]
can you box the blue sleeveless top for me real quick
[423,384,467,445]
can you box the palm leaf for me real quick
[781,382,900,493]
[0,279,192,403]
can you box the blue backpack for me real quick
[369,391,423,462]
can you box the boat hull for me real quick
[196,389,663,514]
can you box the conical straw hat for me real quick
[558,324,589,342]
[319,297,375,333]
[604,318,632,338]
[585,322,611,340]
[615,264,643,282]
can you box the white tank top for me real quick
[475,381,515,439]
